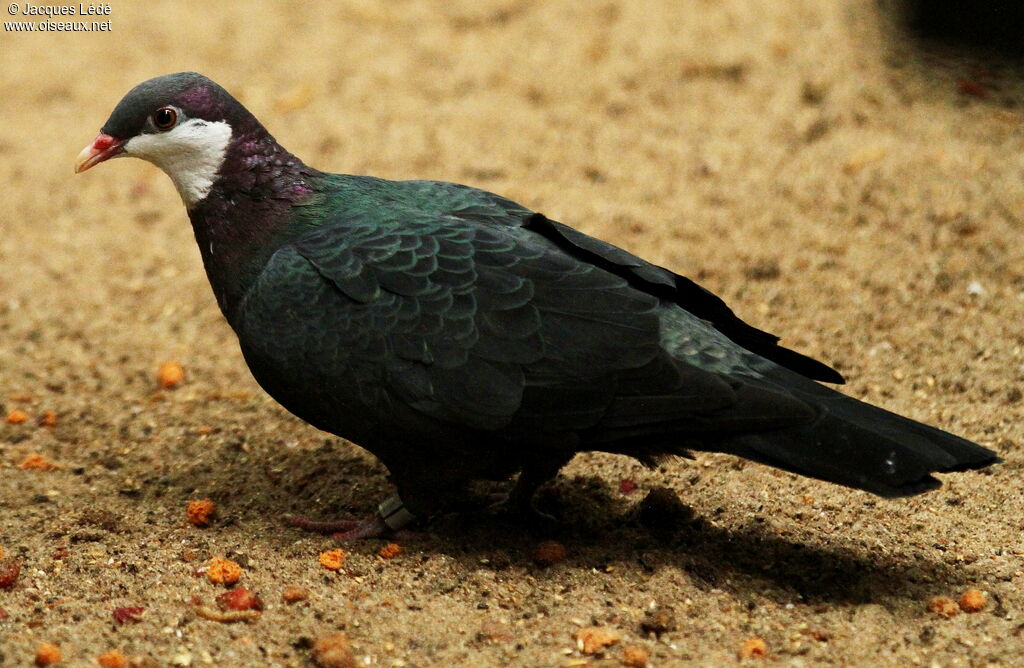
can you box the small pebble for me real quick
[532,540,567,567]
[312,632,356,668]
[282,585,310,604]
[640,605,676,637]
[621,645,649,667]
[216,586,264,611]
[0,558,21,590]
[112,606,146,625]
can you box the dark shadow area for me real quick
[897,0,1024,56]
[443,476,990,608]
[185,442,989,610]
[873,0,1024,109]
[882,0,1024,59]
[71,410,997,617]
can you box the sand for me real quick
[2,1,1023,665]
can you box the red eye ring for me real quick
[153,107,177,131]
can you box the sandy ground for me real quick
[2,1,1024,666]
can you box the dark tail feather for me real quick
[718,375,999,497]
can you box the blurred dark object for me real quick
[895,0,1024,56]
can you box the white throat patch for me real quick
[124,119,232,208]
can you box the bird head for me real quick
[75,72,254,207]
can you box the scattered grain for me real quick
[576,626,621,655]
[928,596,960,618]
[35,643,61,666]
[194,605,261,623]
[5,408,29,424]
[97,649,127,668]
[18,453,54,471]
[377,543,402,559]
[157,361,185,389]
[738,636,767,659]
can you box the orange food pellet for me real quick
[576,626,621,654]
[6,409,29,424]
[959,588,987,613]
[207,557,242,585]
[97,649,127,668]
[312,632,355,668]
[282,585,310,604]
[38,411,57,427]
[622,645,650,667]
[157,361,185,389]
[377,543,402,559]
[532,540,567,566]
[319,548,347,571]
[186,499,217,527]
[928,596,960,618]
[18,454,54,471]
[35,642,61,666]
[738,636,768,659]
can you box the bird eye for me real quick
[152,107,178,131]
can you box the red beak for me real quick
[75,133,126,173]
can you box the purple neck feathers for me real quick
[187,121,319,321]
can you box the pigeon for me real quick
[76,73,998,537]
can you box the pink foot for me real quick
[284,494,418,541]
[284,513,394,540]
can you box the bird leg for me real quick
[488,454,573,529]
[285,493,417,540]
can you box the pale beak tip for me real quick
[75,133,123,174]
